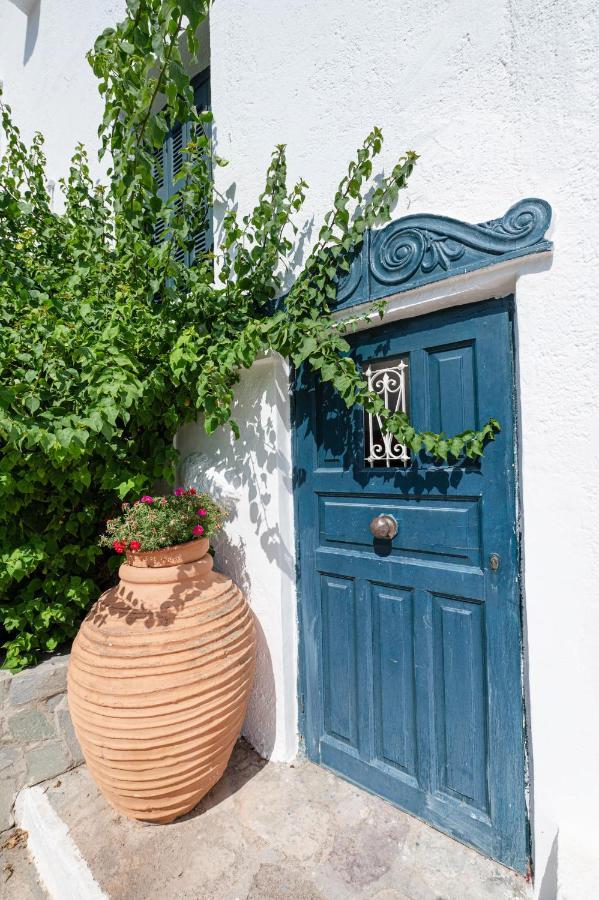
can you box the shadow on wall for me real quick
[9,0,41,64]
[23,0,40,64]
[179,368,294,584]
[177,359,293,758]
[537,831,559,900]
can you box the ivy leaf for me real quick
[116,478,137,500]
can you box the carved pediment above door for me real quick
[334,198,552,310]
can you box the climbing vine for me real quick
[0,0,498,669]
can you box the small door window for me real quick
[364,356,410,468]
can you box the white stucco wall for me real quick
[2,1,599,895]
[175,356,298,763]
[0,0,209,188]
[0,0,124,186]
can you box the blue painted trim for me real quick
[191,66,211,100]
[331,198,552,310]
[291,377,308,756]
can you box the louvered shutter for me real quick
[171,122,185,181]
[152,143,168,244]
[189,71,212,264]
[151,69,212,266]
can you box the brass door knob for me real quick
[369,514,398,540]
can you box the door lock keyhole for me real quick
[489,553,500,572]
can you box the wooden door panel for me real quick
[431,594,489,815]
[321,574,359,749]
[371,583,418,777]
[426,341,478,435]
[318,494,482,566]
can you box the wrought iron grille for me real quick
[364,357,410,467]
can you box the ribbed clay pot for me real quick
[67,538,256,824]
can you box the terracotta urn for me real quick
[67,538,256,824]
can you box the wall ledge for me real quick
[334,247,553,332]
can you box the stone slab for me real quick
[0,775,17,831]
[8,657,68,708]
[41,740,531,900]
[0,670,11,707]
[54,701,84,766]
[0,747,21,775]
[9,709,55,743]
[25,742,71,786]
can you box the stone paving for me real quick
[1,827,48,899]
[39,739,530,900]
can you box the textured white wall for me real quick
[2,1,599,894]
[0,0,126,186]
[175,356,298,763]
[0,0,209,189]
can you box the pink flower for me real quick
[196,508,207,517]
[174,488,185,496]
[140,495,153,504]
[129,540,141,551]
[192,524,205,536]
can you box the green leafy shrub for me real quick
[100,489,225,553]
[0,0,498,670]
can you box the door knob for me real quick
[369,514,398,540]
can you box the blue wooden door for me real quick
[293,298,528,872]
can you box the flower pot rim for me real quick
[125,537,209,568]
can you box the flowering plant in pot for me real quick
[68,487,256,824]
[99,488,226,560]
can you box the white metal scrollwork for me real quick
[365,359,409,467]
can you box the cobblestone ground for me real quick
[42,740,530,900]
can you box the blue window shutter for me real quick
[171,122,185,183]
[152,68,212,265]
[152,142,168,244]
[189,69,212,264]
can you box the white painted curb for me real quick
[15,784,108,900]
